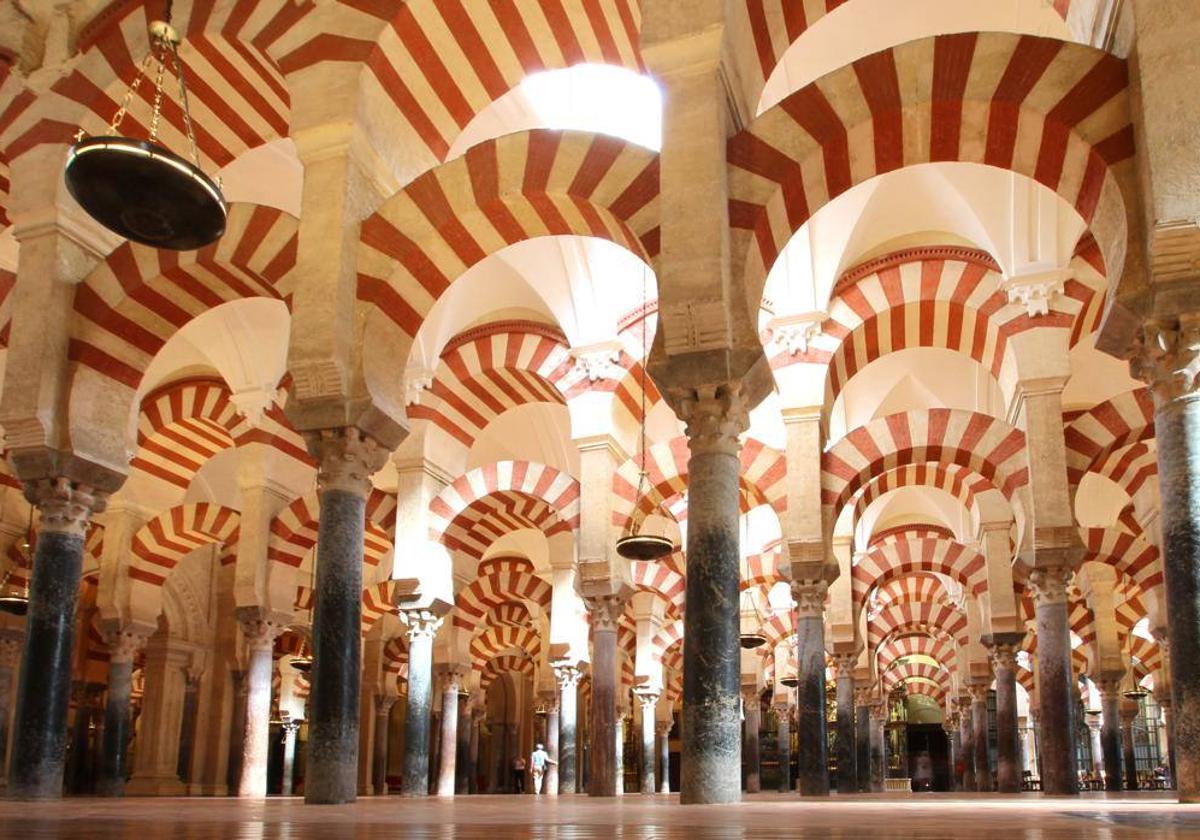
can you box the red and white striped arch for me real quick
[133,378,242,488]
[882,659,951,695]
[851,463,996,532]
[1064,389,1154,488]
[868,524,956,550]
[0,267,14,347]
[854,537,988,606]
[453,561,552,630]
[877,633,957,676]
[729,34,1135,300]
[630,559,685,615]
[430,460,580,542]
[868,601,968,648]
[1128,635,1164,682]
[742,550,786,591]
[651,618,684,671]
[824,409,1027,522]
[1080,527,1162,595]
[358,130,659,342]
[128,503,240,614]
[470,624,543,671]
[480,653,537,688]
[269,487,397,572]
[280,0,643,164]
[443,492,568,560]
[1093,442,1158,501]
[871,573,956,613]
[485,600,534,628]
[70,203,299,390]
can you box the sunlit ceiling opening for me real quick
[524,64,663,151]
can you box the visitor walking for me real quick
[512,755,527,793]
[530,743,557,794]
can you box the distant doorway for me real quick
[906,724,950,791]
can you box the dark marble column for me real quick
[584,595,625,797]
[176,674,200,785]
[1098,679,1123,791]
[1029,565,1079,795]
[97,628,148,796]
[959,700,975,792]
[775,703,791,792]
[373,695,396,795]
[636,690,658,794]
[455,693,471,794]
[436,671,463,796]
[987,639,1023,793]
[868,701,886,792]
[969,683,991,792]
[8,480,105,800]
[1120,703,1140,791]
[833,654,856,793]
[399,609,442,796]
[555,664,581,793]
[304,429,387,805]
[281,719,301,796]
[1133,317,1200,802]
[657,718,672,793]
[741,687,761,793]
[792,579,829,796]
[467,706,481,794]
[678,388,746,804]
[944,717,960,791]
[854,689,871,792]
[0,631,22,788]
[1157,690,1177,789]
[237,613,285,797]
[226,670,248,792]
[67,681,103,794]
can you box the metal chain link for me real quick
[107,51,154,135]
[148,39,167,142]
[168,39,202,168]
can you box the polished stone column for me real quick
[0,631,21,788]
[67,681,103,794]
[1086,714,1104,781]
[677,386,747,804]
[400,609,442,796]
[226,670,248,792]
[373,694,396,795]
[793,579,830,796]
[455,692,471,794]
[1120,702,1140,791]
[176,673,200,785]
[959,700,975,791]
[656,718,672,793]
[944,716,960,791]
[467,706,481,794]
[1098,678,1123,791]
[614,707,626,794]
[854,688,871,792]
[9,479,106,799]
[585,595,625,797]
[436,670,463,796]
[636,690,659,794]
[987,640,1023,793]
[1028,565,1079,795]
[868,700,886,792]
[775,703,791,792]
[304,429,387,805]
[554,664,581,793]
[97,628,148,796]
[281,719,301,795]
[1132,315,1200,801]
[741,687,761,793]
[832,654,856,793]
[1156,689,1176,788]
[237,612,285,797]
[969,683,991,792]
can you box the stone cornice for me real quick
[441,320,568,357]
[832,246,1000,299]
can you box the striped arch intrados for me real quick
[854,537,986,606]
[850,462,998,534]
[876,633,957,674]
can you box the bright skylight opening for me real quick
[523,64,662,151]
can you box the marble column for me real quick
[467,706,481,794]
[1028,565,1079,795]
[1157,691,1177,788]
[959,701,975,792]
[585,595,625,798]
[741,687,761,793]
[455,692,471,794]
[944,716,960,791]
[281,719,301,796]
[1098,679,1123,791]
[1086,715,1104,781]
[126,636,191,795]
[969,683,991,792]
[988,640,1023,793]
[436,670,463,796]
[8,479,105,799]
[226,671,247,792]
[854,688,871,792]
[97,628,148,796]
[554,664,581,794]
[1132,315,1200,801]
[67,681,103,794]
[656,718,672,793]
[793,579,830,796]
[399,609,442,796]
[176,673,200,785]
[1120,702,1140,791]
[373,694,396,795]
[0,631,21,787]
[636,690,659,794]
[833,654,856,793]
[614,707,626,794]
[775,703,791,793]
[237,613,285,797]
[868,700,886,792]
[677,387,747,804]
[542,701,559,796]
[304,429,387,805]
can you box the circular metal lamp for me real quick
[739,632,767,650]
[615,532,674,561]
[290,656,313,674]
[63,15,226,250]
[0,591,28,617]
[780,676,799,688]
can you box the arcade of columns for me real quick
[0,0,1196,807]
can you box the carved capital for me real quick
[27,477,106,537]
[306,427,389,498]
[853,687,873,706]
[375,693,398,715]
[986,644,1019,673]
[439,668,466,694]
[790,578,828,619]
[832,653,857,677]
[655,719,673,736]
[634,687,661,710]
[1095,676,1123,700]
[584,593,628,633]
[400,608,443,642]
[967,682,991,704]
[238,615,287,652]
[1130,314,1200,406]
[553,662,583,690]
[1027,565,1073,606]
[672,381,749,457]
[569,340,624,383]
[104,627,150,663]
[0,631,23,668]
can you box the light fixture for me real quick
[616,263,674,562]
[738,588,767,649]
[0,507,34,616]
[290,656,313,674]
[780,676,799,688]
[63,6,226,250]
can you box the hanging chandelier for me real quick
[615,264,674,562]
[738,588,767,649]
[0,507,34,616]
[63,6,226,251]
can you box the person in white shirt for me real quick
[530,743,557,794]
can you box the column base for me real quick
[125,775,187,796]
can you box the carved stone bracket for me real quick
[633,687,661,710]
[767,311,827,356]
[306,427,389,498]
[1130,313,1200,406]
[27,477,107,538]
[1002,269,1071,317]
[569,340,624,383]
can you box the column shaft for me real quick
[855,703,870,792]
[834,663,855,792]
[993,658,1020,792]
[776,706,791,793]
[1100,690,1123,791]
[657,721,671,793]
[1030,567,1078,795]
[98,654,138,797]
[1121,713,1139,791]
[0,639,16,787]
[557,669,579,793]
[238,643,275,797]
[282,725,298,796]
[436,679,460,796]
[400,616,438,796]
[467,711,480,794]
[959,705,975,791]
[794,600,828,796]
[869,710,885,792]
[971,691,990,792]
[373,697,394,795]
[742,691,761,793]
[638,697,657,793]
[176,677,199,785]
[455,694,470,794]
[589,625,618,797]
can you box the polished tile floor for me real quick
[0,792,1194,838]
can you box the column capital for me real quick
[375,693,398,715]
[982,632,1025,670]
[853,686,873,706]
[670,380,750,457]
[103,625,152,663]
[655,719,673,736]
[831,653,857,676]
[305,426,390,498]
[1094,675,1124,700]
[790,578,829,619]
[399,608,444,641]
[633,687,661,709]
[236,608,290,652]
[1027,565,1074,606]
[0,629,23,668]
[1130,313,1200,406]
[967,682,991,704]
[867,698,888,722]
[553,662,584,689]
[27,477,107,537]
[583,592,628,632]
[437,666,467,693]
